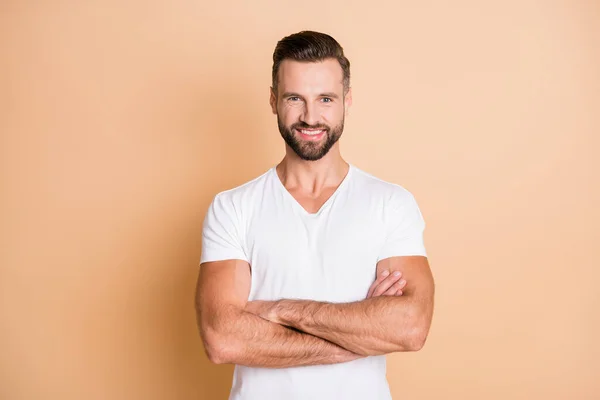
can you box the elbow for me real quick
[201,328,238,365]
[396,305,433,352]
[406,330,427,352]
[204,342,227,365]
[394,324,429,352]
[196,304,241,365]
[207,350,228,365]
[404,325,429,352]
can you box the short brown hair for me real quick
[272,31,351,94]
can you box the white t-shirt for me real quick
[200,163,427,400]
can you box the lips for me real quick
[295,128,326,140]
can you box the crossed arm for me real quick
[195,258,361,368]
[246,256,434,356]
[195,256,434,368]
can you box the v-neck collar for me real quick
[272,164,354,217]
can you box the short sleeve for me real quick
[199,194,249,264]
[377,192,427,262]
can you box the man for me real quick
[195,30,434,400]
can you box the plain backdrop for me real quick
[1,1,599,399]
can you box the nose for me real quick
[300,102,319,126]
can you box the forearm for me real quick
[202,305,362,368]
[274,297,431,356]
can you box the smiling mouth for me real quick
[295,128,326,140]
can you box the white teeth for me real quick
[300,129,323,135]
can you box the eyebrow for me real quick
[319,92,340,99]
[281,92,340,99]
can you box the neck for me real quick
[276,146,349,192]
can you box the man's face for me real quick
[270,58,352,161]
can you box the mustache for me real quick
[291,122,330,131]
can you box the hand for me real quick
[245,300,282,324]
[366,270,406,298]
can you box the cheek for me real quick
[322,106,343,123]
[280,106,302,123]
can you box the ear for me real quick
[269,87,277,114]
[344,87,353,115]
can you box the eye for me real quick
[289,96,300,101]
[321,97,333,103]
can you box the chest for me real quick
[284,186,339,214]
[243,206,387,303]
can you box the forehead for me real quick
[277,58,344,94]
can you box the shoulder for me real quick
[350,164,419,211]
[209,167,272,212]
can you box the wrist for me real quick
[278,299,321,331]
[274,299,294,327]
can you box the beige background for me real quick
[1,1,599,399]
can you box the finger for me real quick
[368,270,395,298]
[373,273,402,297]
[368,271,404,298]
[381,285,398,296]
[396,279,407,291]
[382,279,406,296]
[367,270,390,298]
[372,272,402,297]
[389,280,407,296]
[394,279,407,296]
[367,282,374,298]
[381,280,406,296]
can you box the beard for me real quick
[277,115,344,161]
